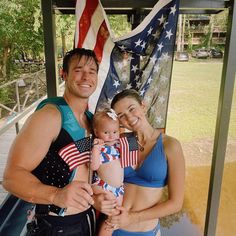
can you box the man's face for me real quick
[63,55,98,99]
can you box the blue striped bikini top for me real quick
[100,144,120,163]
[124,133,168,188]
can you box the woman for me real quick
[108,89,185,236]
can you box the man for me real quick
[3,48,114,235]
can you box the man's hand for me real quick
[52,181,94,211]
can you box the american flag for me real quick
[58,136,92,170]
[75,0,179,129]
[119,136,139,168]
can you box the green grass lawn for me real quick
[166,60,236,142]
[165,59,236,236]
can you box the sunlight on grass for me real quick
[166,60,236,142]
[166,60,236,236]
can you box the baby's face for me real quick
[95,118,120,143]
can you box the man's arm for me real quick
[3,105,94,210]
[3,105,62,203]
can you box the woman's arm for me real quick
[110,136,185,227]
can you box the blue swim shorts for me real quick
[112,222,160,236]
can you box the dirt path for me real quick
[182,137,236,236]
[182,138,236,166]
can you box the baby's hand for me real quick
[93,138,104,146]
[92,139,104,152]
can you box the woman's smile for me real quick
[129,118,139,127]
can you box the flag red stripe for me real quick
[63,152,85,162]
[59,148,78,160]
[93,21,109,62]
[130,151,138,166]
[77,0,99,48]
[119,137,125,167]
[58,144,76,156]
[119,137,138,168]
[58,142,90,170]
[69,158,90,170]
[120,137,129,167]
[66,152,90,164]
[67,157,89,167]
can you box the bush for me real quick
[0,87,11,104]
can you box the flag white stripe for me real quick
[63,152,85,162]
[60,149,78,160]
[59,145,77,157]
[67,153,90,166]
[69,159,89,170]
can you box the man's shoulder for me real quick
[32,104,61,125]
[36,97,65,111]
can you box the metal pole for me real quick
[204,0,236,235]
[15,81,21,134]
[36,74,39,100]
[41,0,58,97]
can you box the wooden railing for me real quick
[0,69,64,136]
[0,69,46,134]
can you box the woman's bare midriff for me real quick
[121,183,163,232]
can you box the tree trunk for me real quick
[208,15,214,48]
[186,15,192,51]
[177,14,182,52]
[61,31,66,57]
[181,15,186,51]
[0,44,9,79]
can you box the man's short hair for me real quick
[63,48,99,74]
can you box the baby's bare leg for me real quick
[95,189,116,236]
[116,194,123,206]
[98,221,114,236]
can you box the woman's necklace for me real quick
[136,138,145,152]
[136,129,157,152]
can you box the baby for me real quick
[91,108,124,236]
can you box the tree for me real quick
[213,9,228,32]
[55,14,76,57]
[107,15,131,38]
[0,0,43,80]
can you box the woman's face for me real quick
[113,97,146,131]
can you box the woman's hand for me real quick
[93,192,118,216]
[107,206,131,229]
